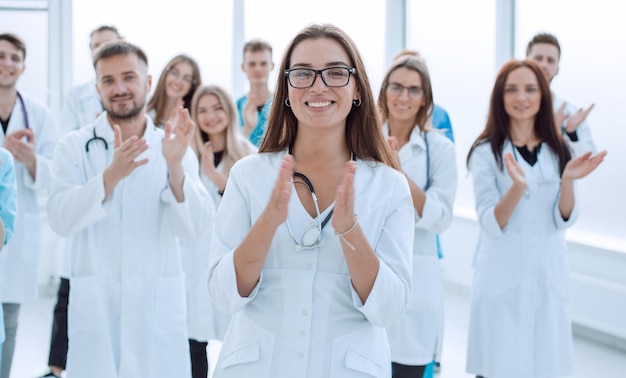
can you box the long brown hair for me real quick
[258,23,397,169]
[190,85,256,176]
[147,54,202,126]
[466,59,571,175]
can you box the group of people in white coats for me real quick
[0,19,606,378]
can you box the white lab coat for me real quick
[59,80,103,135]
[383,126,457,366]
[466,142,578,378]
[47,113,213,378]
[178,166,232,343]
[208,151,414,378]
[55,80,104,279]
[0,94,57,303]
[553,93,597,157]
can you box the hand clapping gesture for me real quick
[263,154,294,228]
[162,106,195,166]
[332,160,357,235]
[102,124,149,199]
[503,152,527,189]
[562,150,607,181]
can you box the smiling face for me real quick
[286,37,359,131]
[165,61,194,100]
[195,93,228,137]
[95,53,151,122]
[0,40,25,90]
[385,67,425,124]
[527,42,560,82]
[503,66,541,124]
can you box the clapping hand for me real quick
[562,150,607,181]
[503,153,527,189]
[162,106,195,165]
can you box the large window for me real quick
[242,0,387,100]
[517,0,625,250]
[72,1,235,92]
[406,0,497,219]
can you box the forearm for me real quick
[233,211,278,297]
[405,175,426,216]
[494,184,525,229]
[167,163,186,202]
[337,223,380,304]
[203,167,228,192]
[558,179,575,220]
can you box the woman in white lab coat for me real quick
[147,54,202,128]
[207,23,414,378]
[378,55,457,377]
[182,85,256,378]
[465,59,606,378]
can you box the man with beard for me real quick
[0,33,58,378]
[47,40,213,378]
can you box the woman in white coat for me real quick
[465,59,606,378]
[183,84,256,378]
[378,55,457,377]
[207,23,414,378]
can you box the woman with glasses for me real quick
[180,84,256,378]
[378,55,457,378]
[147,54,201,127]
[207,23,414,378]
[465,59,606,378]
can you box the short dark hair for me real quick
[243,38,272,59]
[90,25,121,39]
[0,33,26,60]
[526,32,561,59]
[92,40,148,68]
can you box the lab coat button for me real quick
[306,263,313,269]
[302,310,307,316]
[300,331,305,337]
[298,352,304,358]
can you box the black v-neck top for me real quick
[515,143,542,166]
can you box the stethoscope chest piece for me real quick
[302,225,321,247]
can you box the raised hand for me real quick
[262,154,294,228]
[4,128,36,165]
[386,136,402,171]
[332,160,357,233]
[102,124,149,199]
[503,153,527,189]
[562,150,607,181]
[200,141,215,177]
[564,103,595,133]
[162,106,195,166]
[242,96,260,138]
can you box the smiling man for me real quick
[0,33,58,378]
[47,40,213,378]
[526,32,597,156]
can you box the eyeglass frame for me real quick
[386,82,424,99]
[166,66,197,85]
[284,66,356,89]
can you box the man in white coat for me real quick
[0,33,58,378]
[526,32,597,157]
[48,41,213,378]
[38,24,123,378]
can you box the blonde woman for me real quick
[181,85,256,378]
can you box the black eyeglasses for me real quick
[285,67,356,89]
[166,67,197,85]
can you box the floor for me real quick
[7,282,626,378]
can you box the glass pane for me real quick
[406,0,497,218]
[72,1,234,92]
[0,9,49,105]
[243,0,387,98]
[518,0,626,249]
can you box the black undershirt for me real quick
[213,150,224,167]
[515,143,541,166]
[0,113,11,134]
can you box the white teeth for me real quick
[308,101,331,108]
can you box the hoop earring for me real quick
[285,98,291,107]
[353,98,362,107]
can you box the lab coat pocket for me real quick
[69,276,105,332]
[156,276,187,334]
[214,311,274,375]
[331,325,390,377]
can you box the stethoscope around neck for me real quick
[286,172,334,251]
